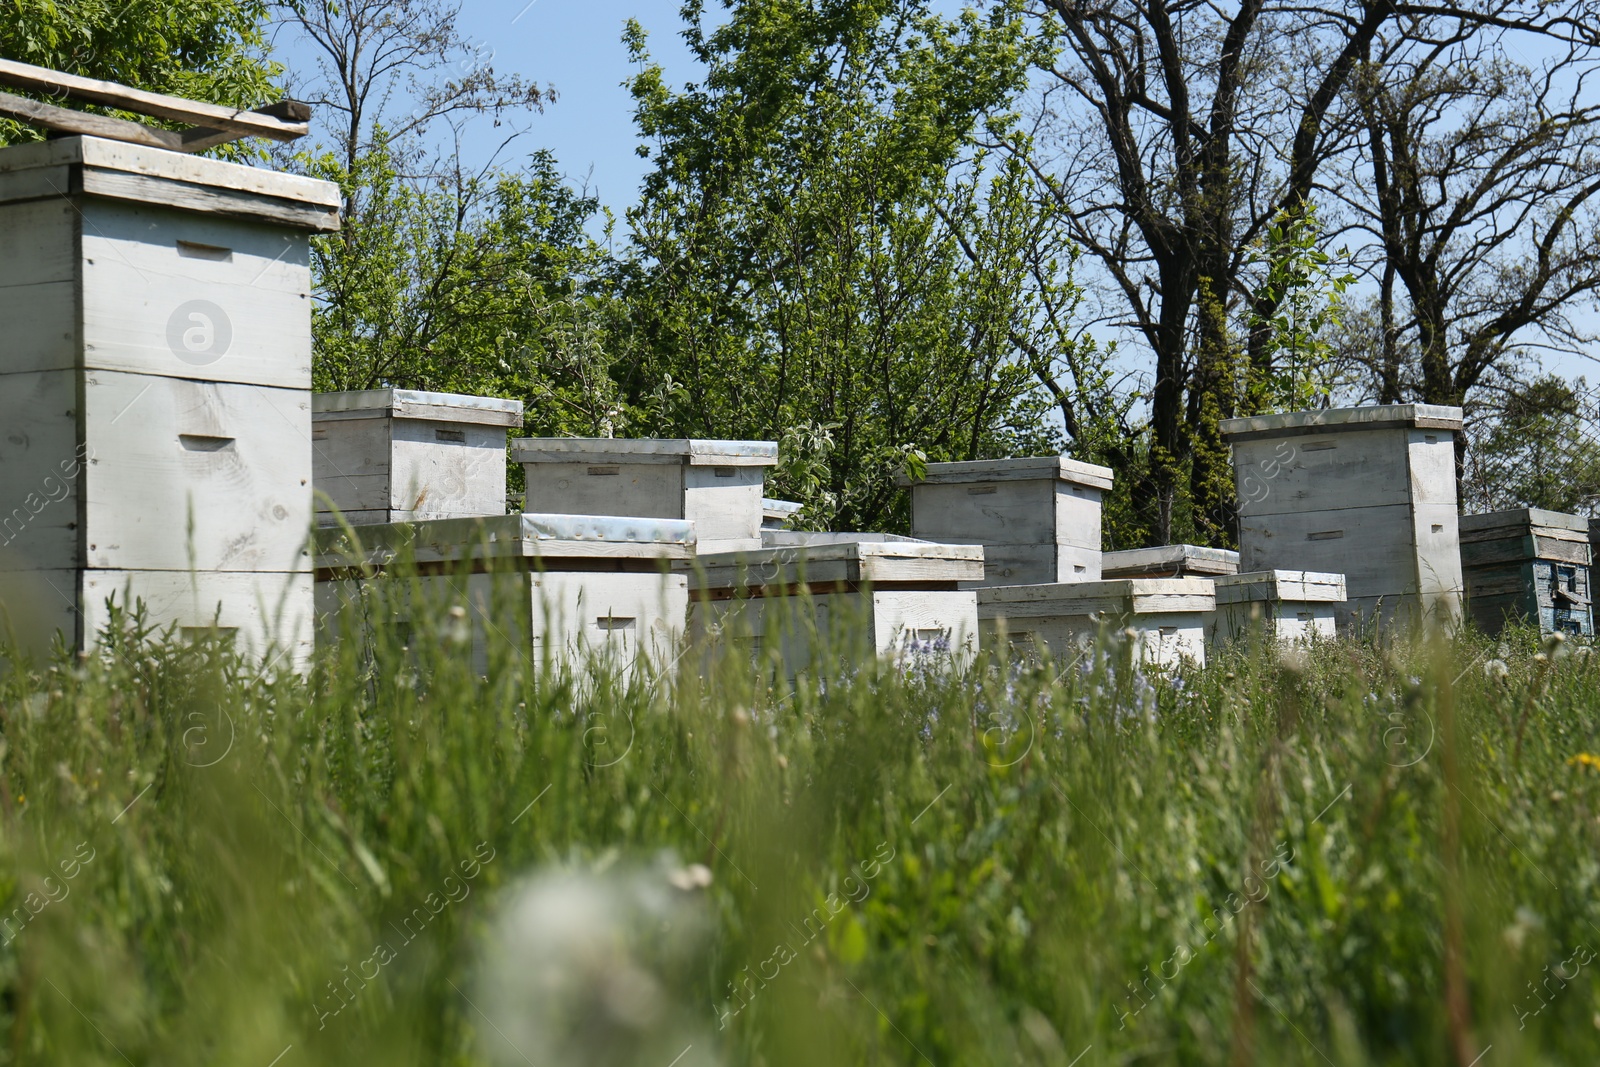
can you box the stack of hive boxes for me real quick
[1220,405,1464,631]
[1460,509,1592,636]
[1207,571,1346,644]
[899,457,1111,585]
[899,457,1217,665]
[312,389,524,526]
[0,135,339,665]
[510,440,983,669]
[314,513,695,677]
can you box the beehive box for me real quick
[1220,404,1465,631]
[314,513,693,677]
[898,456,1113,586]
[513,439,778,553]
[689,532,982,672]
[0,135,337,662]
[1207,571,1345,644]
[0,568,313,667]
[1102,545,1240,579]
[1460,509,1592,636]
[313,389,523,526]
[978,578,1215,667]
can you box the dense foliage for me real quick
[0,595,1597,1064]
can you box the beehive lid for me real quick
[1219,404,1463,441]
[763,531,930,547]
[977,577,1215,618]
[1102,545,1240,578]
[313,389,524,427]
[1213,570,1346,605]
[1459,508,1591,544]
[691,538,984,592]
[0,135,340,230]
[763,498,803,522]
[895,455,1113,490]
[315,513,696,570]
[511,438,778,466]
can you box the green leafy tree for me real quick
[620,0,1089,532]
[305,133,619,419]
[0,0,281,149]
[1462,376,1600,514]
[1245,204,1357,413]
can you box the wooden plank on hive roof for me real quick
[0,89,183,150]
[0,58,309,143]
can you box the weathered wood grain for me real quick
[1220,403,1464,443]
[77,199,312,387]
[0,136,339,209]
[1460,509,1593,635]
[1102,545,1241,578]
[1232,428,1414,518]
[0,371,83,573]
[0,199,77,284]
[0,58,309,144]
[512,438,778,466]
[897,455,1113,490]
[81,372,312,573]
[313,388,523,427]
[0,89,186,151]
[81,167,339,233]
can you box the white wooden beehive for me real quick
[312,389,523,527]
[512,438,778,554]
[978,578,1215,667]
[1220,404,1465,631]
[314,513,693,678]
[1206,570,1345,645]
[0,135,338,663]
[1102,545,1240,579]
[898,456,1112,586]
[688,531,982,673]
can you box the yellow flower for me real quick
[1568,753,1600,772]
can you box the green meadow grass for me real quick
[0,587,1597,1066]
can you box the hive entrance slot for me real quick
[434,428,466,443]
[179,434,236,452]
[595,616,637,631]
[176,240,233,261]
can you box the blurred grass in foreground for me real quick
[0,585,1596,1066]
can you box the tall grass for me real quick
[0,587,1596,1065]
